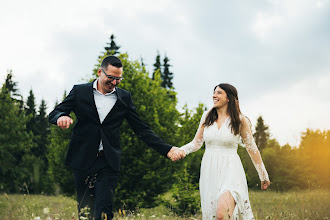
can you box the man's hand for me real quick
[261,180,270,190]
[167,147,186,162]
[57,116,73,129]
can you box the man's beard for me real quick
[105,82,115,92]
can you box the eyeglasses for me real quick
[101,69,124,83]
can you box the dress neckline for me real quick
[215,117,230,130]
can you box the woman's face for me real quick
[213,86,229,109]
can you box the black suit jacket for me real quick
[49,82,172,171]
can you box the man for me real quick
[49,56,182,220]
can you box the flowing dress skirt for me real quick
[199,148,255,220]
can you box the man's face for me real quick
[97,64,123,94]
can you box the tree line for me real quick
[0,35,328,215]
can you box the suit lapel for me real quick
[88,81,101,123]
[102,88,124,124]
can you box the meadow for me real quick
[1,189,329,220]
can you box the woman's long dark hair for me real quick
[203,83,241,135]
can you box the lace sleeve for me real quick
[240,116,269,182]
[180,112,206,155]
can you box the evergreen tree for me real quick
[162,55,174,89]
[35,99,50,159]
[0,80,35,192]
[253,116,269,152]
[5,70,18,95]
[25,89,37,134]
[4,70,23,110]
[93,36,121,79]
[104,34,120,55]
[152,52,161,80]
[33,99,52,193]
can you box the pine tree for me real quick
[0,79,35,192]
[94,35,121,79]
[31,99,52,193]
[25,89,37,134]
[152,52,161,80]
[4,70,24,110]
[104,34,120,55]
[162,55,174,89]
[35,99,50,160]
[253,116,269,152]
[5,70,19,96]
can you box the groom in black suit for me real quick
[49,56,179,220]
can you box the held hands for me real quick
[167,147,186,162]
[261,180,270,190]
[57,116,73,129]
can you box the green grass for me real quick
[0,193,77,219]
[1,189,329,219]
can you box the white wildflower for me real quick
[43,207,50,214]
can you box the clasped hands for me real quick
[167,147,186,162]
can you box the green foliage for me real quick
[298,129,329,188]
[162,163,200,217]
[162,56,174,89]
[19,154,46,193]
[152,52,161,80]
[237,144,260,189]
[0,81,35,192]
[248,129,330,191]
[35,99,50,162]
[176,104,206,184]
[4,70,24,110]
[159,104,205,217]
[47,91,76,195]
[111,54,180,209]
[47,112,76,196]
[253,116,269,152]
[25,90,39,152]
[104,34,120,55]
[23,90,51,194]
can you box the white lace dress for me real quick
[180,112,269,220]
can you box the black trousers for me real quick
[73,156,119,220]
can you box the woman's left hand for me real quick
[261,180,270,190]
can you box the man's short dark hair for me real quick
[101,56,123,69]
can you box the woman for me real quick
[172,83,270,220]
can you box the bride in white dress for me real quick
[171,83,270,220]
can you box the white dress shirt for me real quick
[93,79,117,151]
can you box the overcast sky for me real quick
[1,0,329,147]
